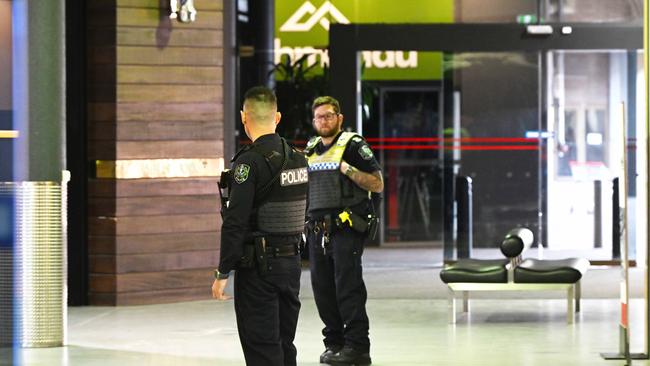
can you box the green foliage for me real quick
[271,55,329,144]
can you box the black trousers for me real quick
[234,255,301,366]
[308,226,370,353]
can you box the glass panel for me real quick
[441,52,542,260]
[375,89,443,244]
[361,48,646,263]
[547,50,646,261]
[547,0,643,23]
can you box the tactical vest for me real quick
[251,139,308,236]
[305,132,370,212]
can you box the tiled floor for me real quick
[3,247,650,366]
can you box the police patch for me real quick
[280,167,308,186]
[359,145,374,160]
[234,164,250,184]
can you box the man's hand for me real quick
[212,279,232,300]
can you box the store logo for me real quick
[276,1,418,70]
[280,1,350,32]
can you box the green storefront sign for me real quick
[275,0,454,80]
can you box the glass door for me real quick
[375,88,443,245]
[441,51,543,259]
[439,49,646,262]
[545,50,646,262]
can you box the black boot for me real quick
[320,345,343,364]
[327,346,372,365]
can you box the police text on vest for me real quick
[281,167,308,186]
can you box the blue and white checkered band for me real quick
[308,162,340,172]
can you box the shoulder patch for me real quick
[359,145,374,160]
[234,163,251,184]
[306,136,321,150]
[352,136,363,143]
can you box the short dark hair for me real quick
[243,86,277,108]
[312,96,340,114]
[243,86,277,121]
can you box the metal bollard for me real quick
[0,181,66,347]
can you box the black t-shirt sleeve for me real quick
[343,137,381,173]
[218,152,259,274]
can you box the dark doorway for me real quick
[377,88,443,243]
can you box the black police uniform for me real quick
[218,133,308,366]
[305,131,381,356]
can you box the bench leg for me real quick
[567,285,575,324]
[575,281,581,313]
[462,291,469,313]
[448,287,457,324]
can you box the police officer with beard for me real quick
[305,96,383,366]
[212,86,308,366]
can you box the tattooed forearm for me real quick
[344,165,384,193]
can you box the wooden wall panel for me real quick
[89,178,220,197]
[116,28,223,47]
[89,232,219,255]
[87,0,224,305]
[90,120,222,141]
[117,8,223,29]
[91,250,218,274]
[117,84,222,103]
[89,195,219,216]
[116,0,222,10]
[118,66,222,84]
[117,46,223,66]
[117,102,223,121]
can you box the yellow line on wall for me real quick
[0,130,19,139]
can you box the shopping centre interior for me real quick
[1,0,650,365]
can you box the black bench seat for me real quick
[439,259,509,284]
[440,228,589,324]
[514,258,590,284]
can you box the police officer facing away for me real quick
[305,96,384,365]
[212,86,308,366]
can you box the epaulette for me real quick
[231,144,252,162]
[304,136,322,155]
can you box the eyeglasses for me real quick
[313,112,339,122]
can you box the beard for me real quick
[316,124,340,138]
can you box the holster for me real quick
[367,215,379,240]
[253,236,268,276]
[343,210,368,233]
[337,208,379,240]
[238,237,269,275]
[218,169,233,217]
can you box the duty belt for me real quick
[265,243,299,257]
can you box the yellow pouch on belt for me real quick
[338,209,368,233]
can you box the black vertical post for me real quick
[252,0,274,87]
[442,54,456,261]
[613,178,621,259]
[456,176,473,258]
[66,0,88,306]
[594,180,602,248]
[627,51,637,197]
[329,25,359,131]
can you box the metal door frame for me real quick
[329,23,642,260]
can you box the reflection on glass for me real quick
[378,89,442,243]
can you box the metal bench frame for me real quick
[446,260,582,324]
